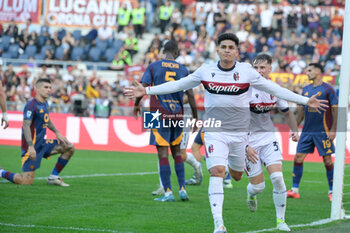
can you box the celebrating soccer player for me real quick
[133,40,197,202]
[125,33,328,233]
[287,63,338,202]
[0,79,75,186]
[245,54,300,231]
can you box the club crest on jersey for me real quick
[211,73,215,78]
[233,72,239,81]
[208,144,214,153]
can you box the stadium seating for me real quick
[71,47,84,61]
[55,46,65,60]
[1,35,12,52]
[104,48,117,62]
[8,44,19,58]
[24,45,37,58]
[88,47,102,62]
[73,30,82,41]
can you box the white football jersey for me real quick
[147,61,308,134]
[249,88,289,146]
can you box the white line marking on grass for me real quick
[243,218,333,233]
[0,171,158,183]
[0,222,132,233]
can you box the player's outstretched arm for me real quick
[306,93,328,114]
[132,82,149,119]
[284,110,299,142]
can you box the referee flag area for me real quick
[0,145,349,233]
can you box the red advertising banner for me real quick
[1,112,349,163]
[0,0,42,23]
[269,73,336,86]
[45,0,138,28]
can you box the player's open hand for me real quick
[307,93,328,113]
[246,145,258,164]
[56,132,69,146]
[28,146,36,161]
[124,82,146,98]
[1,113,9,129]
[133,105,141,119]
[290,131,299,142]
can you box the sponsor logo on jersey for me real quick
[250,102,277,114]
[40,108,44,113]
[211,73,215,78]
[233,72,240,81]
[201,81,250,95]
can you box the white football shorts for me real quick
[245,140,283,178]
[204,131,248,172]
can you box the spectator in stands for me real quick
[260,3,274,38]
[125,32,138,57]
[110,46,132,70]
[320,10,331,36]
[98,23,113,44]
[194,5,207,33]
[298,6,309,36]
[132,1,146,39]
[330,9,344,37]
[307,7,320,36]
[170,7,182,30]
[159,1,173,33]
[290,54,306,74]
[21,18,37,34]
[117,3,131,33]
[62,66,74,82]
[176,49,193,67]
[61,32,75,60]
[94,89,112,118]
[16,77,31,102]
[286,7,298,37]
[40,19,53,38]
[84,26,98,44]
[5,19,18,39]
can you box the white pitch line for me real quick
[0,222,132,233]
[0,171,158,183]
[242,218,333,233]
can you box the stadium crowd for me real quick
[0,0,344,115]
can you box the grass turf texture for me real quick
[0,145,349,233]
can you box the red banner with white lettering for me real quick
[1,112,349,163]
[45,0,137,27]
[0,0,42,23]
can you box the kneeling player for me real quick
[0,78,75,186]
[245,54,299,231]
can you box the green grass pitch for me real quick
[0,145,349,233]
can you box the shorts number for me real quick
[322,139,331,148]
[273,141,279,151]
[165,71,176,82]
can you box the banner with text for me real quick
[0,0,42,23]
[1,112,349,163]
[45,0,137,27]
[269,73,336,86]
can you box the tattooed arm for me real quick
[23,119,36,160]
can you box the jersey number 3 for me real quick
[165,71,176,82]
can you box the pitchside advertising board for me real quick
[1,112,350,163]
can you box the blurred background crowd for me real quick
[0,0,345,117]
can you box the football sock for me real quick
[157,163,163,188]
[325,163,334,191]
[159,157,171,192]
[209,176,224,224]
[173,155,185,190]
[51,157,69,176]
[247,182,265,198]
[185,152,200,169]
[292,161,303,189]
[0,169,15,183]
[271,172,287,221]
